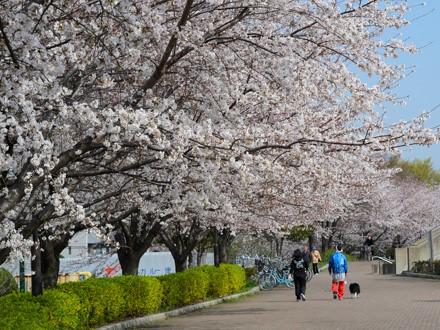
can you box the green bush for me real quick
[433,260,440,275]
[221,264,246,294]
[161,269,209,308]
[38,290,82,329]
[244,267,257,279]
[321,249,358,265]
[111,276,162,316]
[56,278,125,327]
[0,268,17,296]
[411,260,440,274]
[157,273,176,309]
[0,263,248,329]
[198,265,230,297]
[0,293,50,330]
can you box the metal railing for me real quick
[372,256,394,264]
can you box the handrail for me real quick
[372,256,394,264]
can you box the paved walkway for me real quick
[137,262,440,329]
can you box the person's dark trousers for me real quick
[294,274,306,299]
[313,263,319,274]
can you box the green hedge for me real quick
[0,268,17,297]
[321,249,358,265]
[198,265,230,297]
[412,260,440,275]
[159,268,209,308]
[0,264,246,329]
[159,265,245,308]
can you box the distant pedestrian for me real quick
[364,235,374,261]
[302,244,311,266]
[290,248,309,302]
[311,246,322,275]
[328,244,348,300]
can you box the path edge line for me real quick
[96,286,260,330]
[399,271,440,280]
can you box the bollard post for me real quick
[19,260,25,292]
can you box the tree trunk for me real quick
[212,229,220,266]
[196,246,205,266]
[0,247,10,265]
[321,234,329,253]
[275,237,284,257]
[41,239,67,289]
[219,241,228,264]
[308,235,315,250]
[114,215,162,275]
[31,233,43,296]
[275,238,280,257]
[170,250,188,272]
[117,248,142,275]
[188,250,193,268]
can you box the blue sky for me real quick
[385,1,440,168]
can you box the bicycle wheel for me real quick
[259,274,275,290]
[269,274,277,288]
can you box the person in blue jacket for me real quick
[328,244,348,300]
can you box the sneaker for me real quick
[333,293,337,300]
[300,293,306,301]
[296,298,300,302]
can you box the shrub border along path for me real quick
[97,286,260,330]
[98,264,329,330]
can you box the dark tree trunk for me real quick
[275,238,280,257]
[213,238,220,267]
[219,241,228,264]
[321,234,329,253]
[308,235,315,250]
[0,247,10,265]
[160,219,206,271]
[214,228,234,264]
[196,244,205,266]
[114,213,163,275]
[117,248,143,275]
[188,250,193,268]
[40,238,68,289]
[275,237,284,257]
[170,249,188,273]
[31,233,43,296]
[212,229,220,266]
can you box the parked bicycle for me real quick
[256,257,294,290]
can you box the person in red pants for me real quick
[328,244,348,300]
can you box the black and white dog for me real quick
[349,283,361,298]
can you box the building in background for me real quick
[60,230,110,258]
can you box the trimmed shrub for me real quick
[198,265,230,297]
[157,273,176,309]
[321,249,358,264]
[38,290,82,330]
[0,268,17,296]
[56,278,125,327]
[221,264,246,293]
[160,269,209,308]
[433,260,440,275]
[111,276,162,316]
[0,263,248,329]
[244,267,257,279]
[0,293,50,330]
